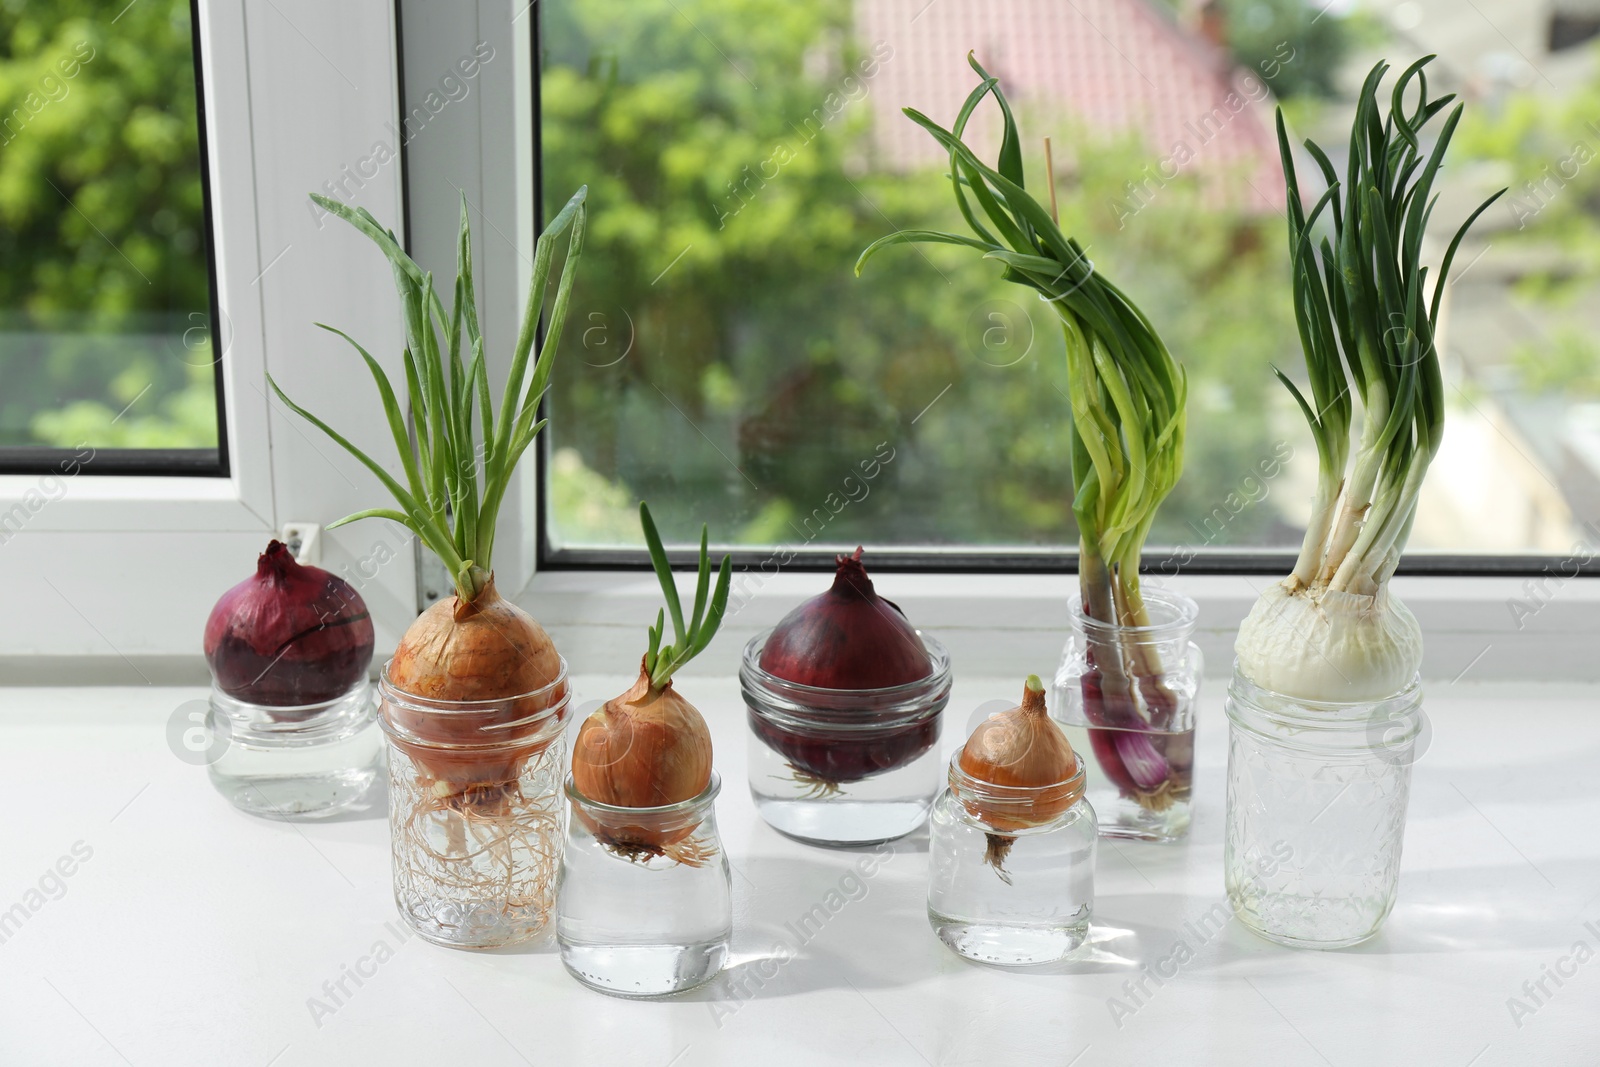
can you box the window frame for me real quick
[538,542,1600,579]
[0,0,419,671]
[526,2,1600,584]
[0,448,224,477]
[3,0,1595,682]
[0,0,232,482]
[526,568,1600,687]
[516,0,1600,685]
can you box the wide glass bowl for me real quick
[742,631,951,846]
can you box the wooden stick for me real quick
[1044,136,1060,224]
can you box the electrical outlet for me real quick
[281,522,323,565]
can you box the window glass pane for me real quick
[540,0,1586,560]
[0,0,220,459]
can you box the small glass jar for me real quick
[741,631,952,846]
[558,773,730,997]
[206,680,383,819]
[1224,668,1424,948]
[378,662,571,949]
[1050,587,1203,842]
[927,753,1096,965]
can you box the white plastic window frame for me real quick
[0,0,420,677]
[2,0,1594,687]
[500,1,1600,687]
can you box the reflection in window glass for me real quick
[540,0,1591,560]
[0,0,219,456]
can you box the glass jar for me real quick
[558,773,730,997]
[1050,587,1203,842]
[205,681,383,819]
[927,753,1096,966]
[377,662,571,949]
[1224,668,1424,948]
[741,630,952,846]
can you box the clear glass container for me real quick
[1050,587,1203,842]
[928,752,1095,965]
[206,682,383,818]
[741,631,952,846]
[1224,667,1424,948]
[378,661,571,949]
[558,773,730,997]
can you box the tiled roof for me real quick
[857,0,1286,213]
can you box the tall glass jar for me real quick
[558,773,731,997]
[1224,668,1423,948]
[377,661,571,949]
[1050,587,1202,841]
[927,753,1096,966]
[742,631,952,846]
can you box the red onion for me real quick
[758,548,930,689]
[752,549,937,786]
[751,713,941,788]
[204,540,374,708]
[1079,640,1192,809]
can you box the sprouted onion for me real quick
[1235,58,1504,702]
[269,185,588,788]
[957,675,1081,876]
[570,502,731,864]
[857,54,1188,809]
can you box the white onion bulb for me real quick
[1235,584,1421,703]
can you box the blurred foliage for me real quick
[0,0,1304,546]
[540,0,1300,551]
[1214,0,1371,99]
[0,0,216,447]
[548,446,644,545]
[1458,54,1600,397]
[1458,70,1600,284]
[1512,327,1600,398]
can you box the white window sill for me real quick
[5,568,1594,687]
[524,570,1600,687]
[0,677,1591,1064]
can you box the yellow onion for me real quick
[957,675,1082,873]
[384,577,567,788]
[568,502,731,863]
[570,659,714,860]
[573,660,712,809]
[390,577,560,700]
